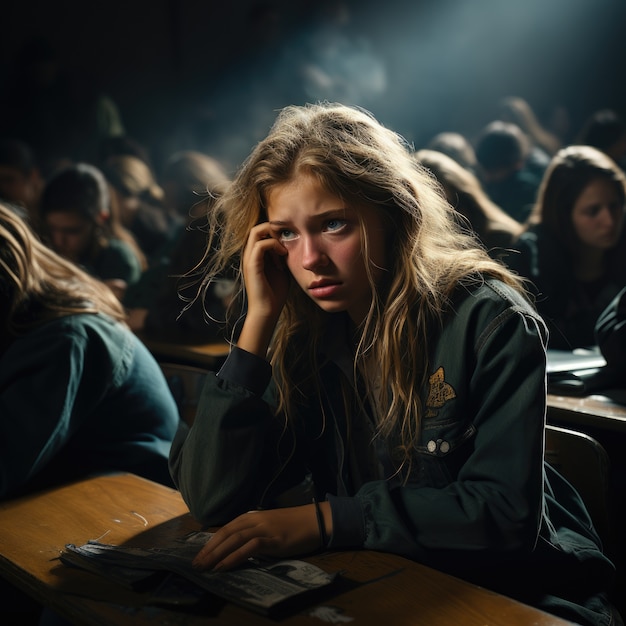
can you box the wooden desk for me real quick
[547,390,626,434]
[0,473,573,626]
[136,332,230,369]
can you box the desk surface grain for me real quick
[0,473,573,626]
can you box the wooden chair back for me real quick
[544,424,612,551]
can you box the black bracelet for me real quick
[312,497,329,549]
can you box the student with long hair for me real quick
[414,148,523,257]
[0,202,179,497]
[170,103,618,626]
[510,145,626,349]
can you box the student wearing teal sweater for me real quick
[0,202,179,498]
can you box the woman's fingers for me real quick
[192,512,270,571]
[191,506,322,572]
[242,222,289,320]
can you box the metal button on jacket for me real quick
[426,439,451,455]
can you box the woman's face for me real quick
[267,173,389,325]
[571,177,624,250]
[45,211,94,262]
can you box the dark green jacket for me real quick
[170,279,615,625]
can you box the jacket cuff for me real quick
[327,494,366,548]
[217,347,272,395]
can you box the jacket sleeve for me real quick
[169,347,304,525]
[595,285,626,368]
[328,301,548,562]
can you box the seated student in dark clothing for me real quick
[170,103,619,626]
[39,162,146,301]
[0,202,179,498]
[508,145,626,350]
[475,120,543,223]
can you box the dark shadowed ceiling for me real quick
[3,0,625,171]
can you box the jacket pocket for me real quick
[409,423,477,487]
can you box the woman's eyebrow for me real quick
[269,209,349,226]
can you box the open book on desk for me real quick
[61,530,337,618]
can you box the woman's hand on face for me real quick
[192,505,321,572]
[236,222,290,357]
[242,222,290,322]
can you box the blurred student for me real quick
[497,96,561,156]
[0,202,179,498]
[0,138,44,228]
[576,108,626,170]
[475,120,542,223]
[509,145,626,349]
[102,154,182,264]
[426,131,478,173]
[170,103,618,626]
[126,151,237,343]
[39,162,145,300]
[415,148,522,257]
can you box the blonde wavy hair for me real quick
[0,202,125,340]
[200,103,526,465]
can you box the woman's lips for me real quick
[308,281,342,298]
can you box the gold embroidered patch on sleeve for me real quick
[425,367,456,418]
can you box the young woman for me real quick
[509,145,626,349]
[0,202,179,498]
[169,103,618,625]
[39,162,146,300]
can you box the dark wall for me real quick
[3,0,625,171]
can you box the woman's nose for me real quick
[301,236,328,270]
[601,206,619,228]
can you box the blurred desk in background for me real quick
[547,389,626,434]
[136,331,230,369]
[546,347,626,433]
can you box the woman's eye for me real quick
[279,229,296,241]
[584,206,601,217]
[325,219,346,232]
